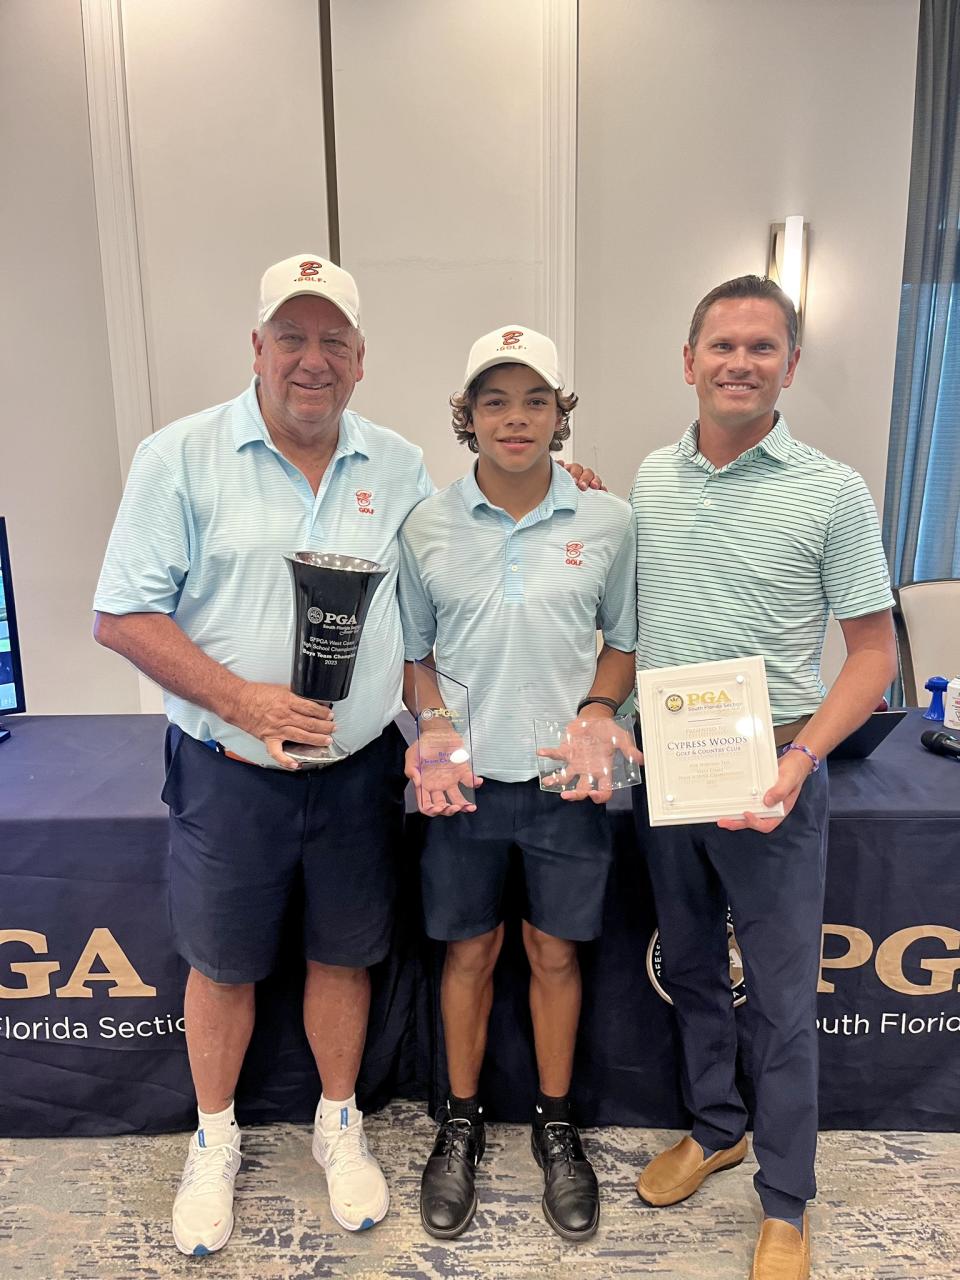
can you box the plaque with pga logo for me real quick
[636,656,783,827]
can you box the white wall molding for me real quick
[80,0,159,713]
[538,0,579,453]
[80,0,154,479]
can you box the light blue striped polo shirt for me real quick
[95,380,433,766]
[629,415,894,723]
[398,462,637,782]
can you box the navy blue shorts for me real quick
[162,723,407,983]
[420,778,613,943]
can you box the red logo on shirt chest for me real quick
[355,489,375,515]
[565,540,584,567]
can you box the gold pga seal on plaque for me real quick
[636,656,784,827]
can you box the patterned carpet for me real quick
[2,1102,959,1279]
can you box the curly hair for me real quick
[451,364,578,453]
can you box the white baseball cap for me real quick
[463,326,562,391]
[257,254,361,328]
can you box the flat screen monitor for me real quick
[0,516,26,718]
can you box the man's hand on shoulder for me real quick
[558,459,606,492]
[716,747,813,833]
[225,682,336,770]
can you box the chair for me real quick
[893,579,960,705]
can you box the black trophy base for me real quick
[281,738,349,769]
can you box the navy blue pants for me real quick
[633,766,829,1219]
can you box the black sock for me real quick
[534,1090,571,1128]
[448,1093,483,1125]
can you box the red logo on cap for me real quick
[355,489,374,515]
[501,330,524,347]
[299,260,322,276]
[565,540,584,567]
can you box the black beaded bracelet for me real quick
[576,696,621,716]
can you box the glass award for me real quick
[412,659,476,810]
[636,655,783,826]
[534,713,642,794]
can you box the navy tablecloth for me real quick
[1,711,957,1135]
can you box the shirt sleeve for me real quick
[397,521,437,661]
[598,511,639,651]
[93,442,193,616]
[416,460,437,502]
[821,471,895,620]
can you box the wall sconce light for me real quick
[767,215,809,342]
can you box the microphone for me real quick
[920,729,960,761]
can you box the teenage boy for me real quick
[397,326,638,1242]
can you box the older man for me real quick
[94,255,434,1255]
[630,276,897,1280]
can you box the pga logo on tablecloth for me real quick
[648,908,746,1006]
[0,928,156,999]
[646,918,960,1005]
[565,540,584,567]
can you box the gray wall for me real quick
[577,0,918,508]
[1,0,921,712]
[0,0,140,714]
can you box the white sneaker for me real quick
[172,1127,242,1256]
[312,1102,389,1231]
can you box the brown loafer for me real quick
[751,1213,810,1279]
[636,1134,747,1206]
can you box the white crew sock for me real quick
[197,1100,237,1147]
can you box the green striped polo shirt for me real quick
[629,415,894,723]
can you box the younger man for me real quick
[630,277,896,1279]
[398,326,637,1241]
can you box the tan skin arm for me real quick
[577,643,637,716]
[718,608,898,833]
[401,655,441,721]
[93,611,334,769]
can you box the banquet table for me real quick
[1,710,957,1136]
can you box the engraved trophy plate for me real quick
[534,713,642,794]
[412,659,476,809]
[636,656,783,826]
[283,551,387,767]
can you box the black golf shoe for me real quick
[420,1112,486,1239]
[531,1121,600,1241]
